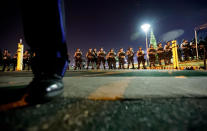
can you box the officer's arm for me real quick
[74,52,76,57]
[86,52,88,57]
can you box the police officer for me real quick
[164,41,172,65]
[148,44,156,68]
[177,44,183,62]
[157,43,164,66]
[107,49,116,69]
[0,49,2,66]
[74,48,82,70]
[92,48,98,69]
[181,40,190,61]
[23,50,31,70]
[97,48,106,69]
[86,48,94,70]
[137,47,146,69]
[190,39,196,60]
[126,47,135,69]
[198,37,205,60]
[2,49,11,71]
[117,48,125,69]
[12,51,18,71]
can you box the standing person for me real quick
[177,44,183,62]
[2,49,11,71]
[164,41,172,65]
[97,48,106,69]
[74,48,82,70]
[181,40,190,61]
[148,44,156,68]
[20,0,69,103]
[107,49,116,69]
[12,51,18,71]
[198,37,205,60]
[23,50,31,70]
[190,39,196,60]
[0,49,2,66]
[126,47,135,69]
[86,48,94,70]
[137,47,146,69]
[157,43,164,66]
[117,48,125,69]
[92,48,98,69]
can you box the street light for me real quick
[141,24,151,66]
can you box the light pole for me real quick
[141,24,151,66]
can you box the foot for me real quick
[25,74,64,104]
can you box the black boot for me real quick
[25,74,64,103]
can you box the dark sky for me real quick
[0,0,207,59]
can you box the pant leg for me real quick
[20,0,68,77]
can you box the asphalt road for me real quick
[0,70,207,131]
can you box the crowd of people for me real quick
[72,37,207,70]
[0,37,207,71]
[0,49,33,71]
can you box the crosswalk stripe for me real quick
[88,78,133,100]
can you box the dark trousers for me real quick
[20,0,68,77]
[2,59,10,71]
[137,57,146,69]
[119,58,125,69]
[157,54,163,65]
[74,58,82,70]
[164,52,172,65]
[127,57,134,69]
[183,49,190,61]
[149,55,156,67]
[87,58,94,69]
[97,57,106,69]
[12,59,17,71]
[108,57,116,69]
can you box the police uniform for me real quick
[107,52,116,69]
[86,51,94,69]
[12,52,18,71]
[74,51,82,70]
[127,50,135,69]
[198,39,205,60]
[181,42,190,61]
[118,51,125,69]
[97,51,106,69]
[157,46,164,65]
[164,44,172,65]
[23,51,31,70]
[148,48,156,67]
[2,50,11,71]
[137,50,146,69]
[92,50,98,67]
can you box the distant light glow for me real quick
[141,24,151,32]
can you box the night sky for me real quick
[0,0,207,61]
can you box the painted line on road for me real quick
[88,78,133,100]
[175,76,187,79]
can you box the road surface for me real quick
[0,70,207,131]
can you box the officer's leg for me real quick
[7,60,10,71]
[127,59,130,69]
[131,58,135,69]
[137,58,140,69]
[2,60,6,71]
[97,58,100,69]
[142,59,146,69]
[103,58,106,69]
[122,59,125,69]
[113,58,116,69]
[86,59,89,69]
[21,0,69,102]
